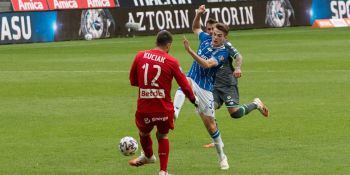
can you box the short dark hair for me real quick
[206,18,218,25]
[156,30,173,46]
[215,23,229,36]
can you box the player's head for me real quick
[156,30,173,53]
[212,23,229,47]
[205,18,218,36]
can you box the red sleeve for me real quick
[172,59,195,102]
[129,52,140,87]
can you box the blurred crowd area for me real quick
[0,0,11,12]
[0,0,257,13]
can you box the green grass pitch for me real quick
[0,27,349,175]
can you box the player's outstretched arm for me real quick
[172,61,196,105]
[183,36,218,69]
[233,54,243,78]
[225,41,243,78]
[192,5,205,35]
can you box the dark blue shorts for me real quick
[213,85,239,109]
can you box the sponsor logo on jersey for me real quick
[140,88,165,99]
[143,116,168,123]
[151,116,168,122]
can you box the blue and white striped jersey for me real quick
[187,32,229,91]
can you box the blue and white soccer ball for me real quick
[119,136,138,156]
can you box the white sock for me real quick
[173,89,185,119]
[211,129,225,160]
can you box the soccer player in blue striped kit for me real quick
[174,5,230,170]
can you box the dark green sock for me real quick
[243,102,258,115]
[230,103,257,119]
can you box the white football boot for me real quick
[128,154,156,167]
[253,98,269,117]
[159,170,171,175]
[219,154,229,170]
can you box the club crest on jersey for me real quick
[207,48,213,52]
[144,118,151,124]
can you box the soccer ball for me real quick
[84,33,93,40]
[119,136,138,156]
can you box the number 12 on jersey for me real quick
[142,63,161,87]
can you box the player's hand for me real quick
[183,36,191,53]
[233,68,242,78]
[190,96,199,108]
[197,5,206,14]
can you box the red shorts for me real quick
[135,111,174,135]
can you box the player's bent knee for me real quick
[139,132,150,136]
[214,102,221,110]
[230,110,243,119]
[156,132,168,140]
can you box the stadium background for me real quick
[1,0,349,44]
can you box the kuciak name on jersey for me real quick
[143,52,166,63]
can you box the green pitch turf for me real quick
[0,27,349,175]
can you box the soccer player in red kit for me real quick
[128,30,197,175]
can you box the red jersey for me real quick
[129,49,195,113]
